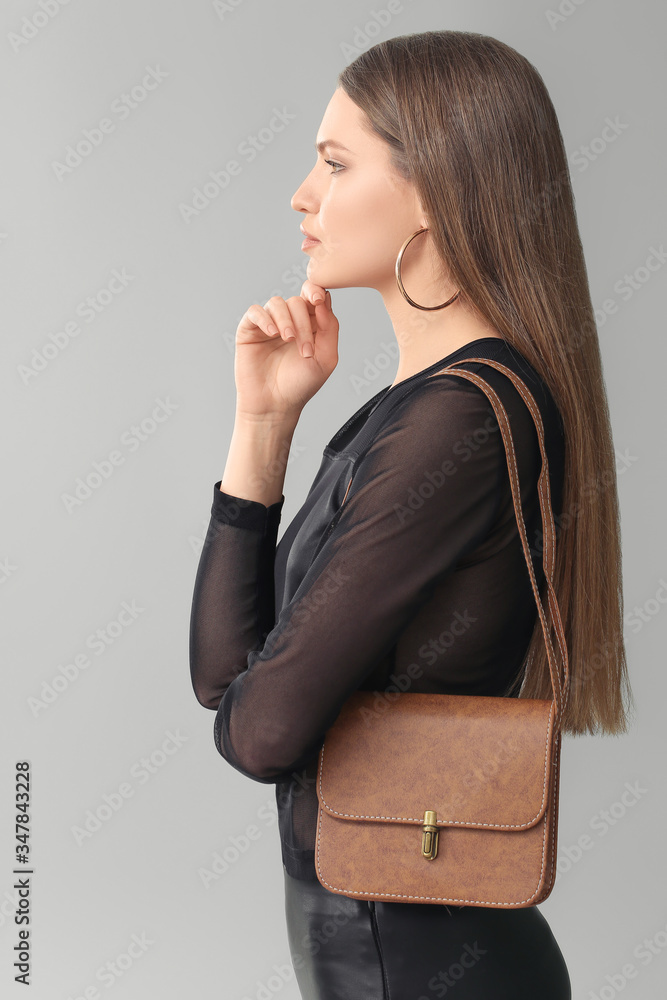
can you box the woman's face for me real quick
[291,87,425,293]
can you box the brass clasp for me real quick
[421,809,438,860]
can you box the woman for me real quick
[189,30,633,999]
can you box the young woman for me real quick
[189,30,633,999]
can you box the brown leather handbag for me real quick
[315,358,570,909]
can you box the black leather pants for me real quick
[283,866,572,1000]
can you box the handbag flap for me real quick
[317,691,557,831]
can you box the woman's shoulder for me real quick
[395,338,562,433]
[369,339,565,494]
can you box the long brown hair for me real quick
[338,30,634,736]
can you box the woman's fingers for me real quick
[263,296,300,342]
[313,289,334,328]
[286,295,318,357]
[245,288,332,359]
[241,282,331,345]
[262,295,317,357]
[244,303,280,337]
[300,280,327,307]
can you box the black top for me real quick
[189,336,566,880]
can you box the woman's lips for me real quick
[301,236,320,249]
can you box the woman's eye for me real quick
[324,159,344,175]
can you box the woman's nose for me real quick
[291,166,320,213]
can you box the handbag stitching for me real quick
[434,361,565,707]
[449,359,567,690]
[314,740,559,907]
[544,731,561,895]
[314,802,551,907]
[317,698,554,828]
[314,359,566,907]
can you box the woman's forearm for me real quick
[220,412,299,507]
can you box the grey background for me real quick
[1,0,665,997]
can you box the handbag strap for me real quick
[426,358,570,733]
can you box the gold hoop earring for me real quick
[395,227,460,310]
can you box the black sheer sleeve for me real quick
[189,490,285,708]
[189,379,506,784]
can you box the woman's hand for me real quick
[233,281,339,420]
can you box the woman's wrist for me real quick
[220,411,299,507]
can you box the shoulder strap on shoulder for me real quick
[428,358,569,731]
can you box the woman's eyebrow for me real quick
[315,139,352,154]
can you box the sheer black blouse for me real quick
[189,336,565,880]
